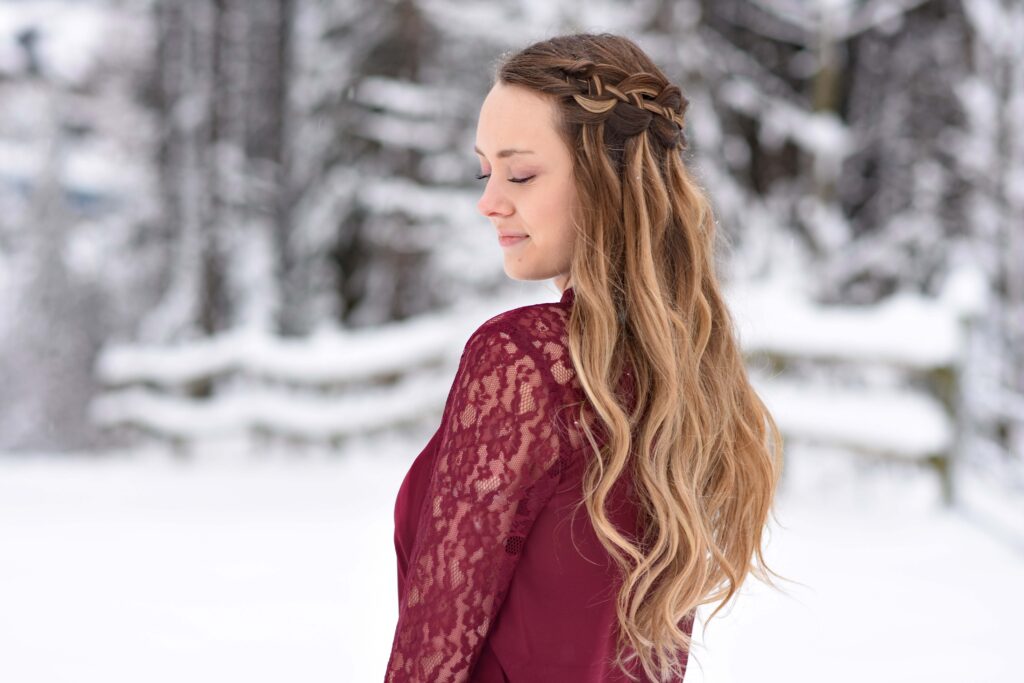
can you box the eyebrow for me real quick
[473,145,536,159]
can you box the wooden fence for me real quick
[92,283,977,505]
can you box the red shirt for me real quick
[387,286,693,682]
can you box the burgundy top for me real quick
[386,286,693,682]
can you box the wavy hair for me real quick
[494,33,787,682]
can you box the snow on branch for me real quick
[353,76,470,119]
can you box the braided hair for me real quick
[561,60,688,151]
[496,33,690,168]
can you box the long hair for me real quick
[495,33,786,682]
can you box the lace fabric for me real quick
[386,307,575,682]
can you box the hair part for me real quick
[495,32,787,682]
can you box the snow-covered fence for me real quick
[89,290,547,453]
[91,275,982,505]
[730,271,984,506]
[89,305,493,452]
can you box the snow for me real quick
[0,439,1019,683]
[91,279,968,459]
[0,137,148,207]
[751,375,952,457]
[90,372,452,441]
[96,287,548,387]
[0,1,1019,676]
[0,2,106,83]
[91,287,562,441]
[357,113,456,153]
[939,262,988,319]
[359,176,480,224]
[687,445,1023,683]
[727,278,964,369]
[353,77,467,119]
[104,268,969,406]
[97,317,461,387]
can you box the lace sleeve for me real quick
[385,319,567,682]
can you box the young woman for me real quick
[387,32,784,683]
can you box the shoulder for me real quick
[460,301,576,390]
[479,300,569,350]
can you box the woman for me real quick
[387,32,784,683]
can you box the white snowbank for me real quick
[0,440,1019,682]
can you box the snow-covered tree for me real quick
[954,0,1024,472]
[1,0,1020,468]
[0,1,156,450]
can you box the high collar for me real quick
[560,286,575,305]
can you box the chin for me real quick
[501,263,527,278]
[504,266,555,284]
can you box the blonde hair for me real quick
[496,33,787,681]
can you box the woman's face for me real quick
[474,81,577,290]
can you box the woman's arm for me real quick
[385,320,566,683]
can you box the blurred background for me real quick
[0,0,1022,680]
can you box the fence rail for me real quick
[92,281,978,505]
[730,280,978,506]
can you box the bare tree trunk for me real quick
[247,0,296,333]
[200,0,236,335]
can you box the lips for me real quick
[498,234,529,247]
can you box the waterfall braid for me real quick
[495,33,787,682]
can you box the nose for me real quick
[476,177,513,218]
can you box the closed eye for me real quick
[475,174,535,184]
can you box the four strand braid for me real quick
[556,58,688,150]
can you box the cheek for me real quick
[537,182,575,230]
[531,195,575,257]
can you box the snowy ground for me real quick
[0,432,1021,683]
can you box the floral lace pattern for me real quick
[386,306,577,682]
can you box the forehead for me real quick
[475,82,560,151]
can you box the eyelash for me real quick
[475,173,535,184]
